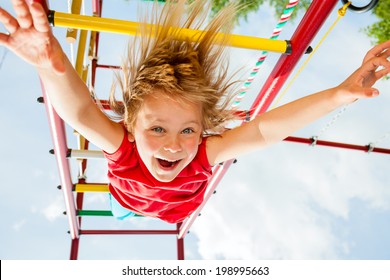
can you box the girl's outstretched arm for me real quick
[0,0,124,153]
[207,40,390,165]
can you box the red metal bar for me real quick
[178,160,234,239]
[68,0,104,260]
[96,63,121,69]
[179,0,340,239]
[285,136,390,155]
[91,58,98,89]
[41,83,80,240]
[76,178,87,226]
[251,0,339,116]
[69,238,80,260]
[76,194,84,222]
[80,229,179,235]
[91,0,103,99]
[37,0,81,259]
[176,223,185,260]
[92,0,101,16]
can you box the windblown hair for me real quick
[109,0,239,133]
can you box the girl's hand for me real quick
[337,40,390,104]
[0,0,65,74]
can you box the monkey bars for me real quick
[48,11,292,53]
[37,0,387,259]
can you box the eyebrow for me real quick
[144,115,201,126]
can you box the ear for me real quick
[128,133,135,142]
[198,135,203,145]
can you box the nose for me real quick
[163,135,182,153]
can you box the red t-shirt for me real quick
[103,133,212,223]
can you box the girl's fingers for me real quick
[0,33,9,47]
[363,56,390,73]
[0,7,19,33]
[374,48,390,65]
[380,48,390,59]
[30,2,50,32]
[11,0,33,29]
[358,56,390,87]
[363,40,390,64]
[374,68,390,81]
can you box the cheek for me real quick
[183,137,202,156]
[135,134,161,155]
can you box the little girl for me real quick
[0,0,389,223]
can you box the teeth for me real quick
[158,158,179,162]
[157,158,180,168]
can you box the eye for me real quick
[182,128,195,134]
[152,127,165,133]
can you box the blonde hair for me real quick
[109,0,239,133]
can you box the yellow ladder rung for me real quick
[75,184,109,193]
[51,11,291,53]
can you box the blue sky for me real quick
[0,0,389,260]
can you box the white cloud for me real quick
[300,150,390,215]
[191,137,390,260]
[32,168,45,178]
[192,189,341,259]
[41,196,66,222]
[12,219,26,232]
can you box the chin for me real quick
[156,165,188,182]
[153,173,177,183]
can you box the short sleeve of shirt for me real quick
[103,131,136,169]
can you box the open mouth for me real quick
[157,158,181,169]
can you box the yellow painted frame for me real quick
[51,11,291,53]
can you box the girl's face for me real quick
[129,90,203,182]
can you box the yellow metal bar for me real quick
[73,27,89,178]
[65,0,82,43]
[74,129,86,178]
[52,11,290,53]
[82,65,89,82]
[75,29,88,75]
[88,31,97,60]
[75,184,109,193]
